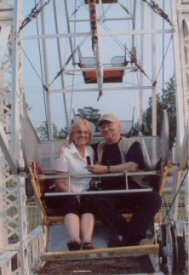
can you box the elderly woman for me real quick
[55,119,95,251]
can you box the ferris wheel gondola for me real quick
[0,1,188,274]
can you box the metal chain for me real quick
[47,46,79,89]
[18,0,51,33]
[162,169,188,223]
[119,3,130,15]
[142,0,173,27]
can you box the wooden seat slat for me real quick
[41,243,159,261]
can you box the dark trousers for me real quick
[92,191,162,242]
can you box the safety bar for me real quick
[41,170,158,197]
[44,188,153,197]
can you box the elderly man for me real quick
[87,113,161,247]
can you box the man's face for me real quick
[99,120,121,143]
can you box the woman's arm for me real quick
[87,162,139,174]
[55,171,69,192]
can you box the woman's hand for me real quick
[87,165,108,174]
[55,172,69,192]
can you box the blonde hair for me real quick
[69,118,93,145]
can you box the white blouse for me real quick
[55,143,94,193]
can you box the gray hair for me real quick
[69,118,93,145]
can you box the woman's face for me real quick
[72,125,90,147]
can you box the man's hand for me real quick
[87,161,138,174]
[87,165,108,174]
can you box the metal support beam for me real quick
[0,122,17,174]
[172,0,187,147]
[40,3,53,140]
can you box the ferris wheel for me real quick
[0,1,188,274]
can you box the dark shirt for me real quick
[99,141,145,190]
[125,142,146,169]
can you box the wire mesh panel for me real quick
[27,201,42,233]
[37,140,68,170]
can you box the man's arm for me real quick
[87,141,145,175]
[87,162,138,174]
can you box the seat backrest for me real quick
[21,115,40,167]
[32,162,47,194]
[30,161,69,222]
[29,162,47,217]
[37,139,68,171]
[179,119,189,170]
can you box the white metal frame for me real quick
[0,1,45,274]
[0,1,188,274]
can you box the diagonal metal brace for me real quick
[0,122,17,174]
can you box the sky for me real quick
[21,0,175,132]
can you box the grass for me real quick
[161,190,188,222]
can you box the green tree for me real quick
[75,106,101,131]
[36,121,67,140]
[143,94,163,136]
[143,76,176,147]
[161,76,176,146]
